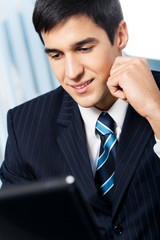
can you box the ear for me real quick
[115,20,128,51]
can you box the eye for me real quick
[49,52,63,60]
[78,46,93,52]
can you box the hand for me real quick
[107,56,160,138]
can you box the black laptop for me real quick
[0,176,104,240]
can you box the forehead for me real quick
[41,15,108,48]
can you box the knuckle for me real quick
[136,57,147,65]
[107,78,111,87]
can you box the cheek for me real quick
[50,61,65,84]
[91,59,113,82]
[88,49,116,79]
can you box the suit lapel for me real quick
[56,92,154,216]
[113,105,153,218]
[56,92,98,200]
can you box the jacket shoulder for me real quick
[10,86,64,115]
[7,86,67,130]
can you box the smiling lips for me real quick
[72,79,93,89]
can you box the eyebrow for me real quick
[74,37,98,46]
[44,37,98,54]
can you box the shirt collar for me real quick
[108,98,128,130]
[79,99,128,133]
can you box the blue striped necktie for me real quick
[95,112,118,202]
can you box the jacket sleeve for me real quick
[0,109,35,188]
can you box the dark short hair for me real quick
[33,0,123,45]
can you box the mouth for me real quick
[72,79,93,89]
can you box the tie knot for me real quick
[96,112,115,136]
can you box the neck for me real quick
[95,95,117,111]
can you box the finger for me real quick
[109,86,127,101]
[107,77,127,100]
[110,58,133,76]
[110,57,147,76]
[112,56,145,66]
[110,63,131,80]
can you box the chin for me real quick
[77,100,98,108]
[74,94,104,109]
[78,103,91,108]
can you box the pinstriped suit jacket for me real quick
[0,71,160,239]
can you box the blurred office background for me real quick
[0,0,59,163]
[0,0,160,166]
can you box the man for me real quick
[0,0,160,239]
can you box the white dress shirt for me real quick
[79,99,160,176]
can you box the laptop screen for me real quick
[0,176,103,240]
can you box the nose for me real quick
[65,54,84,80]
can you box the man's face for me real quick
[42,15,124,110]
